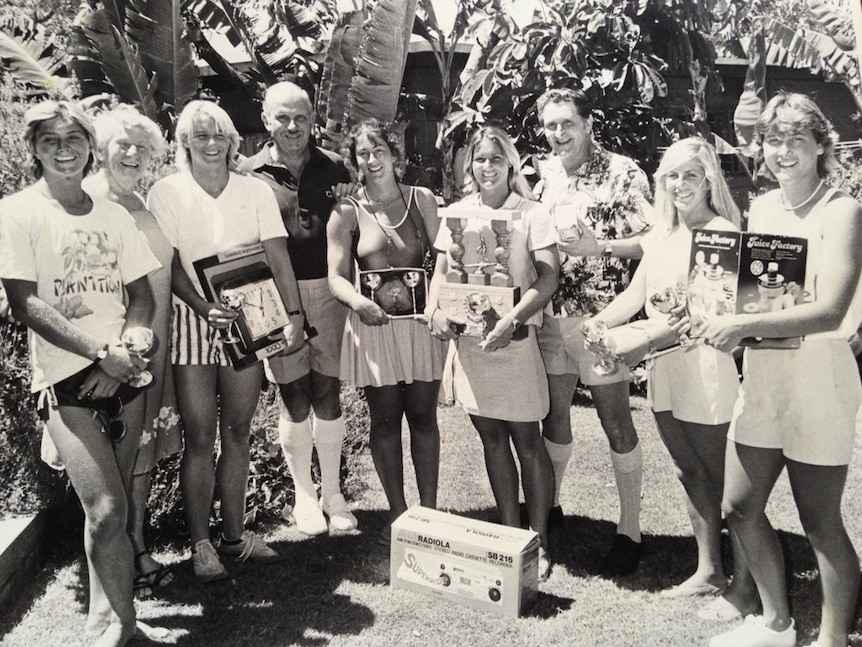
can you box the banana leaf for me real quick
[0,16,73,98]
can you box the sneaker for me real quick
[709,615,796,647]
[288,497,328,536]
[192,539,228,583]
[599,534,643,577]
[320,494,358,531]
[219,530,281,564]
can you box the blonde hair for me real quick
[93,104,166,160]
[461,125,534,199]
[654,138,740,230]
[174,100,241,172]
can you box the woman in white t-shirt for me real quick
[705,94,862,647]
[0,100,159,647]
[148,101,304,583]
[586,139,752,609]
[427,126,559,581]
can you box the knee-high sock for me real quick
[313,416,346,502]
[278,414,316,504]
[610,442,642,542]
[544,438,573,508]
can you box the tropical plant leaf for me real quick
[69,4,159,121]
[317,10,365,148]
[125,0,198,117]
[0,15,73,97]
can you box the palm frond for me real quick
[0,15,73,97]
[125,0,197,116]
[69,4,159,121]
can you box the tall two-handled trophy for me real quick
[437,206,525,340]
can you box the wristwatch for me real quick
[510,317,522,333]
[93,343,110,364]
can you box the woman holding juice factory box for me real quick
[581,138,752,607]
[702,93,862,647]
[426,125,558,581]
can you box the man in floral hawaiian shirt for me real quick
[534,87,653,577]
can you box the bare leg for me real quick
[787,459,859,647]
[509,420,553,551]
[46,406,135,646]
[216,363,264,541]
[470,415,520,527]
[364,384,408,521]
[653,412,728,592]
[722,442,791,632]
[403,380,441,509]
[175,365,219,545]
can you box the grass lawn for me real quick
[1,391,862,646]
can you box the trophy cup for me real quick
[121,327,154,387]
[219,288,247,344]
[648,282,693,347]
[436,206,523,339]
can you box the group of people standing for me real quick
[0,80,859,647]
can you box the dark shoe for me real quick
[599,534,643,577]
[519,504,564,529]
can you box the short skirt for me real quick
[450,326,549,422]
[340,310,446,387]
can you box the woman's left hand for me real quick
[479,319,514,352]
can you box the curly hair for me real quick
[340,119,406,183]
[92,104,166,162]
[754,91,837,180]
[23,100,98,180]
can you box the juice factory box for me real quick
[389,507,540,617]
[688,229,808,349]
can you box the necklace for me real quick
[781,179,824,210]
[364,187,409,229]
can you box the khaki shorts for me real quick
[265,278,347,384]
[537,315,630,386]
[729,338,861,466]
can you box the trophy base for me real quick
[438,283,521,339]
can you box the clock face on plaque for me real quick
[235,278,288,341]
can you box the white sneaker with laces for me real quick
[192,539,228,582]
[321,493,358,531]
[709,615,796,647]
[219,530,281,564]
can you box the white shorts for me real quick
[729,338,861,466]
[265,278,347,384]
[537,316,630,386]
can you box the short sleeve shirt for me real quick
[538,146,653,317]
[434,192,555,328]
[0,186,161,390]
[238,143,350,280]
[147,171,287,297]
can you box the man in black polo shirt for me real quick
[239,81,355,535]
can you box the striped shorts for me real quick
[170,300,230,367]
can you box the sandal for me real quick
[134,551,175,592]
[133,574,154,600]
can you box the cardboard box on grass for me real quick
[389,506,540,617]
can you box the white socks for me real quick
[544,438,573,508]
[313,416,347,502]
[610,442,642,543]
[278,415,316,504]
